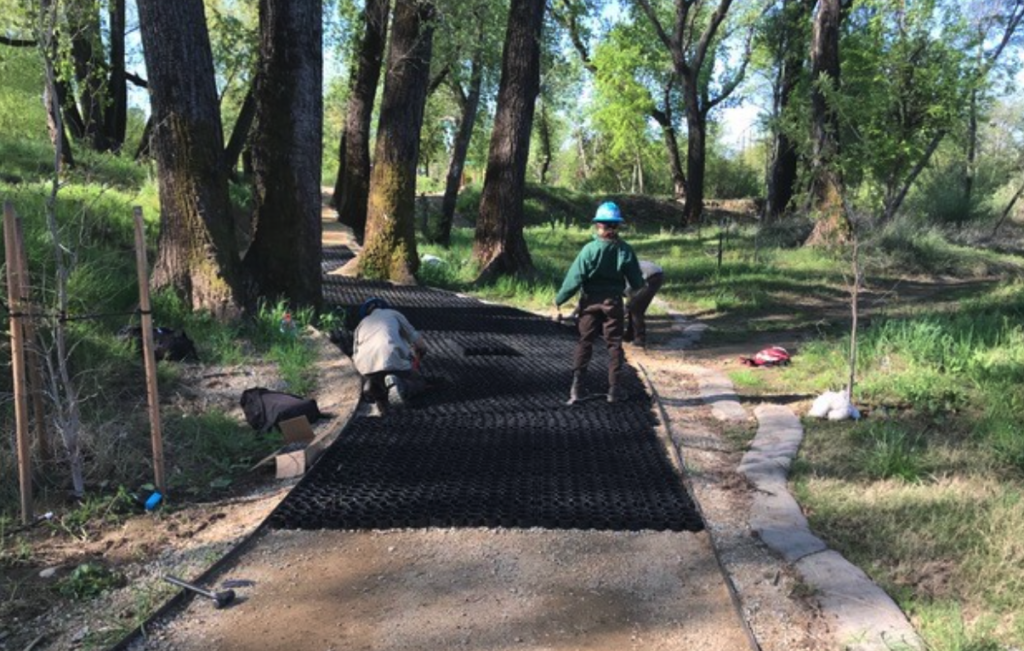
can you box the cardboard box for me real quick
[274,416,315,479]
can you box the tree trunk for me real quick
[682,105,706,225]
[806,0,850,244]
[43,67,74,169]
[105,0,127,151]
[636,147,644,195]
[68,1,109,152]
[576,128,591,180]
[245,0,323,308]
[472,0,544,282]
[134,114,154,161]
[359,0,435,283]
[137,0,246,318]
[765,0,812,222]
[333,0,390,242]
[537,97,553,185]
[224,85,257,176]
[964,87,978,217]
[651,106,686,201]
[437,45,484,247]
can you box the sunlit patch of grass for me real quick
[728,369,768,392]
[851,421,928,482]
[911,600,1003,651]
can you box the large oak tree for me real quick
[137,0,247,317]
[764,0,814,222]
[359,0,436,282]
[472,0,545,281]
[244,0,323,308]
[332,0,391,243]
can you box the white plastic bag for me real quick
[809,390,861,421]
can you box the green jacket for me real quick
[555,235,645,306]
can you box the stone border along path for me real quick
[653,298,924,651]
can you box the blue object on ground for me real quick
[145,491,163,511]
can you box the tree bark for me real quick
[651,102,686,201]
[68,1,109,151]
[683,103,706,224]
[437,40,485,247]
[134,114,154,161]
[224,85,256,175]
[806,0,850,244]
[137,0,246,318]
[105,0,127,151]
[39,17,74,169]
[765,0,812,222]
[333,0,391,242]
[991,176,1024,238]
[245,0,323,308]
[964,87,978,215]
[536,97,553,185]
[359,0,435,283]
[472,0,544,282]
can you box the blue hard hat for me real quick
[358,297,389,319]
[593,201,624,224]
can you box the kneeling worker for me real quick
[352,297,428,415]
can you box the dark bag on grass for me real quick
[240,387,322,433]
[119,326,199,362]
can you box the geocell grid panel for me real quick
[269,276,704,532]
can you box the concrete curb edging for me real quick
[657,304,922,650]
[739,405,923,651]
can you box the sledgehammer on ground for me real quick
[163,575,236,608]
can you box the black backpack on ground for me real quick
[119,326,200,362]
[240,387,322,433]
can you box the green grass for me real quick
[0,134,319,521]
[783,283,1024,648]
[163,411,282,495]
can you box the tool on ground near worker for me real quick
[163,575,236,608]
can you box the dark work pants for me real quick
[626,272,664,344]
[573,296,625,390]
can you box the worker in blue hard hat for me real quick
[352,297,429,415]
[554,201,645,405]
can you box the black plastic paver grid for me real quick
[269,276,704,532]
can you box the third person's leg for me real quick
[629,272,663,347]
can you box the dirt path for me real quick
[135,528,750,651]
[128,205,756,651]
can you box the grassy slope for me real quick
[0,137,323,515]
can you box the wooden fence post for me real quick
[14,216,50,463]
[133,207,165,495]
[4,201,33,523]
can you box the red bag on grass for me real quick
[740,346,791,367]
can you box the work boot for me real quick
[607,385,626,403]
[566,371,585,405]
